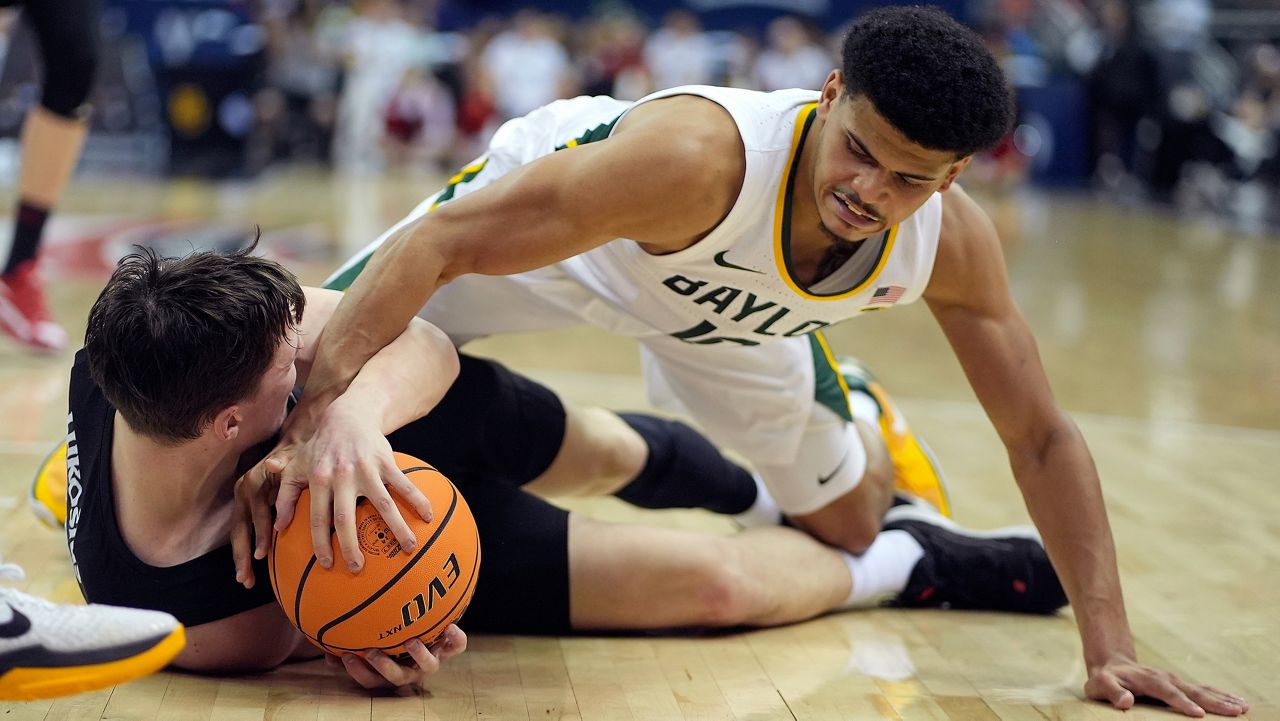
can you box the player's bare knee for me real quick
[565,407,646,494]
[791,491,881,555]
[855,419,894,494]
[688,542,761,627]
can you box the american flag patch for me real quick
[866,285,906,307]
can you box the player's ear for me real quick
[214,405,241,442]
[817,70,843,118]
[939,156,972,191]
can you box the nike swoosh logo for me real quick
[817,452,849,485]
[713,251,764,274]
[0,604,31,638]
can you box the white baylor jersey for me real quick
[328,86,945,497]
[327,85,943,347]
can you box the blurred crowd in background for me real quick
[0,0,1277,230]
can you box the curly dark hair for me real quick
[841,6,1014,156]
[85,237,305,442]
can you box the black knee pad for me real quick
[41,45,98,118]
[614,413,757,515]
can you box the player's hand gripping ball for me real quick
[269,453,479,659]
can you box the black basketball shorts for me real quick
[387,354,573,634]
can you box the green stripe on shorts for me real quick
[810,333,853,423]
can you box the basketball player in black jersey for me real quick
[70,244,1065,690]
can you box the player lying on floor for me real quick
[50,245,1067,691]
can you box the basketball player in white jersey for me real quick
[259,7,1245,716]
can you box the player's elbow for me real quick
[1006,410,1077,477]
[172,635,295,675]
[408,319,460,383]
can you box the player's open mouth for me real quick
[831,191,880,230]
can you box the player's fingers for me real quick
[1203,686,1249,711]
[385,465,432,524]
[309,481,335,568]
[363,649,417,687]
[250,482,275,560]
[229,507,256,589]
[1180,682,1246,717]
[429,625,467,662]
[404,639,441,676]
[1132,676,1203,718]
[333,488,363,573]
[274,477,304,531]
[368,484,418,554]
[340,653,385,689]
[1087,673,1134,710]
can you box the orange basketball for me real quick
[268,453,480,659]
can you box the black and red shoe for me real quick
[883,505,1068,615]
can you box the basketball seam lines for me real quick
[313,483,459,646]
[293,555,319,640]
[320,523,480,653]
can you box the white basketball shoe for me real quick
[0,558,185,700]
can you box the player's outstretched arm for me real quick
[250,96,744,578]
[300,96,745,416]
[923,187,1247,718]
[232,287,460,585]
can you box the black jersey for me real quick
[65,351,575,634]
[65,350,277,627]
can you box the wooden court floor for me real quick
[0,173,1277,720]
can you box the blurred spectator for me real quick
[333,0,426,172]
[256,0,343,165]
[1081,0,1160,189]
[480,10,572,119]
[383,67,455,172]
[753,17,832,92]
[579,11,647,100]
[644,10,715,91]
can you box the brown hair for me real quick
[85,239,305,442]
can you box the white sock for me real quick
[838,530,924,608]
[731,472,783,528]
[848,390,882,426]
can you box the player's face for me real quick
[812,74,970,241]
[237,328,300,444]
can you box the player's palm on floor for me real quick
[1086,658,1248,717]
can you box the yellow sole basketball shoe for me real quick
[838,359,952,517]
[29,441,67,529]
[0,559,185,700]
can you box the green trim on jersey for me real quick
[431,158,490,210]
[777,107,816,288]
[324,255,370,291]
[555,114,623,151]
[324,158,490,292]
[810,333,854,423]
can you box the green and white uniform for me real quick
[327,85,943,514]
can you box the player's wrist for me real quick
[1081,627,1137,671]
[324,392,388,431]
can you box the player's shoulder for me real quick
[926,185,1005,305]
[937,185,997,248]
[613,94,744,172]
